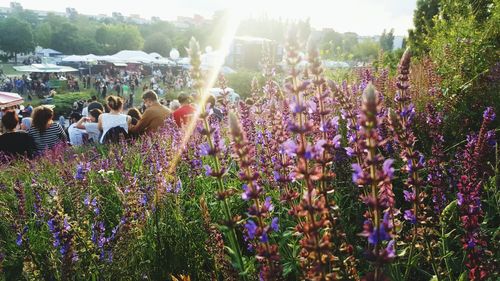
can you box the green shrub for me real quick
[226,69,263,98]
[29,90,97,117]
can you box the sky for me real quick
[0,0,417,36]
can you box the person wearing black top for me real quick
[101,84,107,99]
[0,110,36,158]
[88,99,104,112]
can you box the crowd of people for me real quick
[0,89,204,160]
[1,65,192,104]
[1,73,81,99]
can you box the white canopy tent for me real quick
[13,64,78,73]
[125,56,153,64]
[112,50,156,63]
[83,54,99,61]
[62,55,89,62]
[98,55,123,63]
[149,52,162,59]
[155,58,175,65]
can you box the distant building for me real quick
[174,14,211,29]
[128,14,149,25]
[0,4,155,25]
[0,4,65,20]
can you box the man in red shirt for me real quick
[172,93,196,127]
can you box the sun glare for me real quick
[167,6,242,175]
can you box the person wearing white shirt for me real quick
[81,106,89,117]
[68,122,85,145]
[67,112,83,145]
[75,108,102,143]
[98,96,131,143]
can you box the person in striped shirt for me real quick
[28,106,67,155]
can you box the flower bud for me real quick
[362,83,377,108]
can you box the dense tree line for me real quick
[0,6,222,59]
[0,5,400,63]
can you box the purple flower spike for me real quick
[242,184,251,201]
[175,179,182,193]
[368,225,391,245]
[16,233,22,246]
[383,159,394,179]
[83,195,90,206]
[271,217,279,232]
[483,107,496,123]
[486,130,496,146]
[282,139,298,157]
[245,220,257,239]
[404,210,417,224]
[332,135,342,149]
[199,143,210,156]
[385,240,396,258]
[351,163,363,184]
[260,232,269,243]
[403,190,416,202]
[203,165,212,177]
[263,197,274,212]
[345,147,355,157]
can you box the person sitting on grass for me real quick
[82,96,104,117]
[127,107,142,126]
[67,112,85,146]
[28,106,67,155]
[98,95,131,144]
[169,100,181,111]
[172,93,196,127]
[129,90,170,135]
[75,109,102,143]
[0,110,36,158]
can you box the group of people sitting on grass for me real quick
[0,90,200,160]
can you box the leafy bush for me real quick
[226,69,263,98]
[409,0,500,139]
[30,90,97,117]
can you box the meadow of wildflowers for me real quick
[0,30,498,281]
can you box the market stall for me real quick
[0,92,23,109]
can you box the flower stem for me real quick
[202,114,247,280]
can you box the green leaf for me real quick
[458,272,467,281]
[441,200,458,223]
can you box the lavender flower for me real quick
[229,112,282,280]
[456,107,496,280]
[189,37,247,277]
[353,84,396,279]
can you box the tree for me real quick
[352,39,380,61]
[379,28,395,51]
[34,22,52,48]
[66,8,78,20]
[0,17,34,63]
[342,32,359,54]
[320,29,343,58]
[408,0,440,55]
[144,33,172,56]
[297,18,311,43]
[50,22,80,54]
[96,24,144,53]
[95,26,109,46]
[11,9,39,28]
